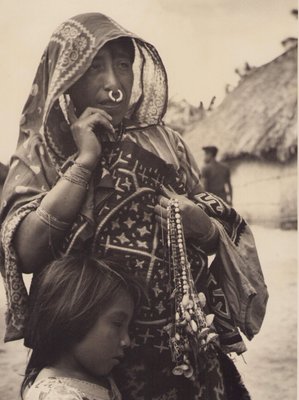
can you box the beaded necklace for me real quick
[164,198,218,380]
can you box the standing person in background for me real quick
[202,146,233,205]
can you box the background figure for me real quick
[202,146,233,205]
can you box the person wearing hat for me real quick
[202,146,233,205]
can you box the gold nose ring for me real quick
[108,89,123,103]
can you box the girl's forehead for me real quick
[100,290,135,319]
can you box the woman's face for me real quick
[68,288,134,378]
[69,38,134,126]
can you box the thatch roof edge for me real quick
[185,45,297,163]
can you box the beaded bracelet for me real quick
[61,161,92,190]
[36,205,71,231]
[164,198,218,380]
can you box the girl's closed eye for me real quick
[109,311,129,328]
[113,320,124,328]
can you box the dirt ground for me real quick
[0,225,297,399]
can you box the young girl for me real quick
[21,254,143,400]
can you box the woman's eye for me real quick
[89,63,104,71]
[117,61,131,70]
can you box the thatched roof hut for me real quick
[185,44,297,164]
[164,98,205,134]
[184,44,297,228]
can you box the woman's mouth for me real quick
[97,100,124,111]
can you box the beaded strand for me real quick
[164,198,218,380]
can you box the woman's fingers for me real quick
[85,112,115,133]
[81,107,112,121]
[64,95,78,125]
[76,107,115,134]
[157,195,171,208]
[156,192,214,240]
[155,215,167,230]
[154,203,168,219]
[159,185,176,200]
[155,196,170,230]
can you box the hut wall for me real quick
[229,159,297,228]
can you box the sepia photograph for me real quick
[0,1,297,399]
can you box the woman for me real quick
[0,13,268,399]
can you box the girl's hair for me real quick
[21,254,145,398]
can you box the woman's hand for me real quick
[70,107,115,170]
[154,188,215,241]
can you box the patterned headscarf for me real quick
[18,13,168,170]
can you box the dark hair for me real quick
[21,254,145,398]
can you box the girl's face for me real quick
[69,39,134,126]
[68,288,134,378]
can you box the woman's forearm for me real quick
[14,158,95,273]
[198,219,219,254]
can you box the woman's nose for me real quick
[103,65,119,91]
